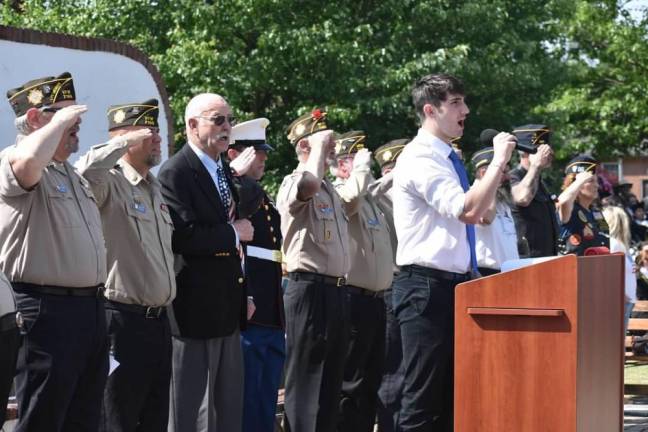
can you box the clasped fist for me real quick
[232,218,254,242]
[529,144,553,169]
[492,132,517,165]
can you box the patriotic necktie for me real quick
[216,163,232,215]
[448,150,479,275]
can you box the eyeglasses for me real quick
[197,115,236,126]
[41,106,62,113]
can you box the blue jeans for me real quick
[393,267,469,432]
[241,325,285,432]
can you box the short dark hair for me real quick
[412,73,465,122]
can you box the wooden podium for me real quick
[454,254,624,432]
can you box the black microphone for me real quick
[479,128,537,154]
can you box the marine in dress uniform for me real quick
[332,131,394,431]
[75,99,176,432]
[0,271,18,428]
[509,124,559,257]
[371,139,408,432]
[277,108,350,432]
[226,118,286,432]
[557,155,609,256]
[1,72,108,431]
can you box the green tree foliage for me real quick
[541,1,648,160]
[2,0,580,193]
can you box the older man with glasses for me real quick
[159,93,253,432]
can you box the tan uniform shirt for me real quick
[75,139,176,306]
[367,172,397,260]
[277,169,350,277]
[335,172,394,291]
[0,145,107,287]
[0,271,15,316]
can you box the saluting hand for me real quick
[575,170,594,186]
[232,218,254,242]
[309,130,336,153]
[352,148,372,171]
[51,105,87,129]
[119,129,153,147]
[229,146,256,176]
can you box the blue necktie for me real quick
[448,150,479,275]
[216,164,232,213]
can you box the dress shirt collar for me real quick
[187,140,223,175]
[416,128,454,159]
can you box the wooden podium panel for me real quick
[455,254,624,432]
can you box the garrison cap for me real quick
[512,124,551,147]
[107,99,159,131]
[334,130,366,158]
[374,138,409,170]
[565,154,598,175]
[286,108,330,144]
[230,117,273,152]
[471,147,495,170]
[6,72,76,117]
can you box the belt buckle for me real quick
[145,307,161,319]
[336,277,346,287]
[272,250,283,262]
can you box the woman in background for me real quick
[603,205,636,333]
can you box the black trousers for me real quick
[338,291,386,432]
[0,322,19,427]
[283,277,349,432]
[393,266,469,432]
[13,290,109,432]
[376,287,404,432]
[100,305,172,432]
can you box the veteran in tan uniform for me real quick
[370,138,409,432]
[1,72,108,431]
[277,108,350,432]
[75,99,175,432]
[331,131,394,432]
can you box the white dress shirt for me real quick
[392,128,470,273]
[610,238,637,302]
[475,200,519,270]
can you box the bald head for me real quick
[184,93,228,124]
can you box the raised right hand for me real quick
[119,129,153,147]
[51,105,87,129]
[308,130,336,153]
[232,218,254,242]
[529,144,553,169]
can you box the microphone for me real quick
[479,128,537,154]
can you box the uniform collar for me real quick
[416,128,453,159]
[48,159,69,176]
[117,159,156,187]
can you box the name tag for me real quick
[133,202,147,214]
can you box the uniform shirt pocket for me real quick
[47,189,83,228]
[313,201,335,242]
[125,201,154,242]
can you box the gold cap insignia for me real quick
[382,150,392,161]
[27,89,44,105]
[113,110,126,124]
[294,123,306,137]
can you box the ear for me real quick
[25,107,42,128]
[297,138,310,153]
[227,148,239,160]
[423,103,436,118]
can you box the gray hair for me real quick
[14,114,32,135]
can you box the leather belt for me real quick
[346,285,385,298]
[104,299,167,319]
[12,282,105,297]
[401,265,471,283]
[288,272,346,287]
[247,245,282,263]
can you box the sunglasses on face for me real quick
[197,115,236,126]
[41,106,63,114]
